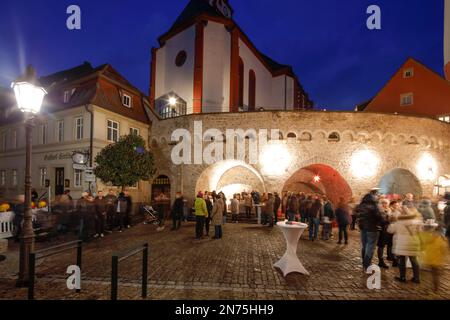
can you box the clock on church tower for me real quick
[208,0,233,19]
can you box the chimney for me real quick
[445,0,450,79]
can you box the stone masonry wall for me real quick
[148,110,450,205]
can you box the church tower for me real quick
[445,0,450,79]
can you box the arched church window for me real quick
[175,51,187,67]
[238,58,244,108]
[249,69,256,111]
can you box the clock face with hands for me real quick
[209,0,232,18]
[72,152,89,165]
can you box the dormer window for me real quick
[64,88,76,103]
[400,93,414,106]
[403,68,414,78]
[122,93,132,108]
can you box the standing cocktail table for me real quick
[274,221,310,277]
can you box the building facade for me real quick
[0,63,151,202]
[361,58,450,122]
[150,0,313,118]
[361,0,450,123]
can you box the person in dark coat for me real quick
[273,193,281,224]
[308,198,323,241]
[219,192,227,224]
[13,195,25,242]
[444,192,450,246]
[94,191,107,238]
[171,192,184,231]
[115,192,128,232]
[322,197,335,240]
[76,192,95,241]
[124,191,132,228]
[357,193,383,271]
[377,199,393,269]
[31,189,39,203]
[287,193,299,222]
[335,198,351,245]
[104,189,117,232]
[204,193,213,236]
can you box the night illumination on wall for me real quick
[416,153,438,181]
[350,149,380,179]
[259,142,291,176]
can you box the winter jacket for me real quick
[171,198,184,219]
[444,203,450,232]
[244,195,253,207]
[230,199,239,215]
[105,195,117,211]
[357,194,383,232]
[265,197,275,218]
[288,195,299,213]
[300,199,312,219]
[323,202,335,220]
[194,197,208,217]
[419,231,448,267]
[309,201,322,219]
[77,198,95,218]
[335,207,351,225]
[418,199,436,221]
[388,214,422,257]
[95,197,107,215]
[211,198,224,225]
[205,198,213,218]
[274,195,281,213]
[115,196,128,214]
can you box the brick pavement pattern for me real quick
[0,222,449,300]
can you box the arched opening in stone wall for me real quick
[195,160,266,203]
[282,164,352,206]
[378,168,423,198]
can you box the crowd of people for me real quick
[11,184,450,290]
[356,190,450,288]
[165,188,450,289]
[12,189,135,241]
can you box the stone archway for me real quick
[195,160,266,201]
[379,168,423,198]
[282,164,352,205]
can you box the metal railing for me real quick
[28,240,82,300]
[111,243,149,300]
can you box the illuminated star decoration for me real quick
[313,175,321,183]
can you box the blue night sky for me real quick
[0,0,445,110]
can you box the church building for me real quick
[149,0,313,118]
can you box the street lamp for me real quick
[11,65,47,287]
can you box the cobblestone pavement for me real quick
[0,222,449,300]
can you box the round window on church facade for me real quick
[175,50,187,67]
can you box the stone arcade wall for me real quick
[148,111,450,204]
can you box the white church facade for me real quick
[149,0,313,117]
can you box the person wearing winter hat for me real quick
[194,192,208,240]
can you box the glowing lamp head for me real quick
[313,175,321,183]
[259,142,291,176]
[416,153,438,181]
[168,97,177,107]
[350,149,380,179]
[11,66,47,114]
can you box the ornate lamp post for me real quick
[11,66,47,287]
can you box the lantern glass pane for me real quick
[12,81,46,114]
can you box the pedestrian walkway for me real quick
[0,223,449,300]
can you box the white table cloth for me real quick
[274,221,310,276]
